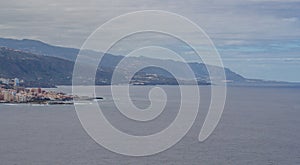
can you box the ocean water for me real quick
[0,86,300,165]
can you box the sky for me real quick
[0,0,300,82]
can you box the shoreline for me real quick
[0,97,103,105]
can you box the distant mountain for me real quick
[0,47,209,87]
[0,38,78,61]
[0,47,73,87]
[0,38,246,84]
[1,37,298,87]
[0,47,239,87]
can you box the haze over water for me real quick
[0,86,299,164]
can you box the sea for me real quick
[0,86,299,165]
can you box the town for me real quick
[0,77,74,104]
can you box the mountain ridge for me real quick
[0,37,299,87]
[0,38,79,61]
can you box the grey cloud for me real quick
[0,0,299,48]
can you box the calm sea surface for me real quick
[0,86,299,165]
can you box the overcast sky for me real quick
[1,0,300,81]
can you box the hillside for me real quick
[0,46,243,87]
[0,38,79,61]
[0,47,74,87]
[3,38,296,87]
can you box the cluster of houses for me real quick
[0,77,22,87]
[0,77,73,103]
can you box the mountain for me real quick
[0,46,242,87]
[0,47,209,87]
[0,38,78,61]
[1,37,298,87]
[0,47,73,87]
[0,38,247,84]
[0,38,117,86]
[0,47,124,87]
